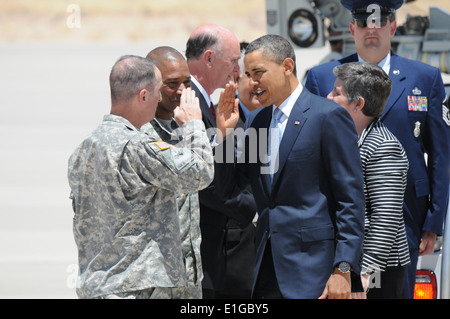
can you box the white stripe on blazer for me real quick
[358,120,411,273]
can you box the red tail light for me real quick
[414,270,437,299]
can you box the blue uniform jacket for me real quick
[305,53,450,249]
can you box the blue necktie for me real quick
[268,107,283,182]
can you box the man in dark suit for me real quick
[214,34,366,299]
[304,0,450,298]
[185,24,257,298]
[216,48,263,298]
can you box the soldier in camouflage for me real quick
[141,46,204,298]
[67,55,214,299]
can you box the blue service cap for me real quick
[341,0,403,19]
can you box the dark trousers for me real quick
[367,265,407,299]
[216,223,256,299]
[402,247,419,299]
[252,240,283,299]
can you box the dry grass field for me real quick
[0,0,448,44]
[0,0,266,44]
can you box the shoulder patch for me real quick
[154,141,173,150]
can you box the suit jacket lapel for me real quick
[191,81,216,128]
[271,90,309,188]
[236,104,246,129]
[251,106,273,197]
[339,53,358,64]
[382,54,406,120]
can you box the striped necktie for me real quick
[268,107,283,182]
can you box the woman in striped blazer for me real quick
[328,62,410,299]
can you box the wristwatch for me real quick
[337,262,351,274]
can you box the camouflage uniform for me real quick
[67,114,213,299]
[94,287,197,299]
[141,117,203,299]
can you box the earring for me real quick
[353,109,357,113]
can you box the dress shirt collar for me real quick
[191,76,212,107]
[357,52,391,75]
[272,82,303,121]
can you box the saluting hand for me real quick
[174,88,201,126]
[216,82,240,143]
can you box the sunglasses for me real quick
[354,17,389,28]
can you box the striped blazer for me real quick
[358,120,411,273]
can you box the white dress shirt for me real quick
[358,52,391,75]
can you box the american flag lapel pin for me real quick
[294,120,300,126]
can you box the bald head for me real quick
[145,46,192,120]
[186,24,239,60]
[109,55,162,129]
[146,46,185,68]
[185,24,241,94]
[110,55,158,104]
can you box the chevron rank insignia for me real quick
[443,100,450,126]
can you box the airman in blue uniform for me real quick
[305,0,450,298]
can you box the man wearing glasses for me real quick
[305,0,450,299]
